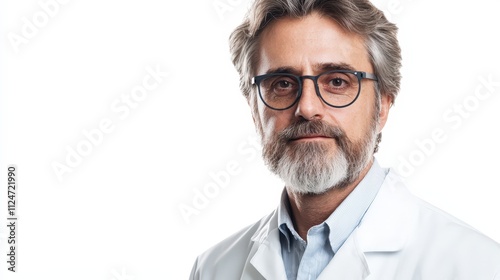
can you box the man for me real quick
[190,0,500,279]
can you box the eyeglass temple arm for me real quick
[360,72,378,81]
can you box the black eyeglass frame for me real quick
[251,70,378,111]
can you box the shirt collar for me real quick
[277,159,388,253]
[278,190,300,252]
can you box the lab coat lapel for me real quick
[317,230,370,280]
[245,211,287,280]
[318,169,418,279]
[356,169,418,253]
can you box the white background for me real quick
[1,0,500,279]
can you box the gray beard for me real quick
[262,120,377,195]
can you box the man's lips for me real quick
[290,135,332,141]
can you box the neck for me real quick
[286,159,373,241]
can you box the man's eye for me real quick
[330,78,347,87]
[276,80,293,88]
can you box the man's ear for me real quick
[377,93,392,133]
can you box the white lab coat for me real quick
[190,170,500,279]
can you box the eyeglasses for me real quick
[251,70,378,110]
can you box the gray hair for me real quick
[229,0,402,104]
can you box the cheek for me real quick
[258,103,291,141]
[259,108,277,140]
[249,92,267,138]
[345,114,372,140]
[336,98,377,140]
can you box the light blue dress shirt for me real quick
[277,160,388,280]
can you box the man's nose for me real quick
[294,78,324,120]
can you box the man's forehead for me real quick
[255,13,370,75]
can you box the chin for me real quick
[278,144,350,195]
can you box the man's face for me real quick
[252,12,391,194]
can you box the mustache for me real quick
[278,120,346,142]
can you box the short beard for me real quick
[262,120,378,195]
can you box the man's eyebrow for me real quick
[264,67,297,75]
[314,62,356,72]
[262,63,356,76]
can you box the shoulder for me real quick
[414,196,500,254]
[361,170,500,277]
[388,170,500,269]
[190,210,276,280]
[390,170,500,248]
[408,197,500,277]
